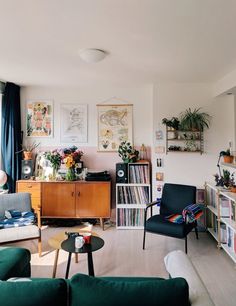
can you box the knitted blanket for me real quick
[0,210,35,229]
[165,204,203,224]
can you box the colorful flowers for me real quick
[62,146,84,169]
[44,150,62,171]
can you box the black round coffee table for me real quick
[61,236,104,279]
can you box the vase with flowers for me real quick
[44,150,62,180]
[62,146,84,181]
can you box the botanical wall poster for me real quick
[26,100,53,137]
[60,104,88,143]
[97,104,133,151]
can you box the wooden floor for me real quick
[9,224,236,306]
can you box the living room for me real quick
[1,1,236,306]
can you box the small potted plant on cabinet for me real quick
[16,141,40,160]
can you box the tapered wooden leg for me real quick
[38,237,42,257]
[52,249,59,278]
[75,253,79,263]
[143,230,146,250]
[100,218,104,231]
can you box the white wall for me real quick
[20,85,153,148]
[152,83,234,200]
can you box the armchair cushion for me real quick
[70,273,190,306]
[0,247,31,280]
[0,193,31,220]
[0,225,40,243]
[146,215,195,238]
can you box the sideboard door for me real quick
[42,182,76,217]
[76,182,111,218]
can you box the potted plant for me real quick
[179,108,211,131]
[162,117,180,130]
[16,141,40,160]
[214,169,232,188]
[220,149,234,163]
[118,141,139,163]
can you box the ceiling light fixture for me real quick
[79,48,107,63]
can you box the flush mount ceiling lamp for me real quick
[79,48,107,63]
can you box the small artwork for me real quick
[60,104,88,143]
[156,172,164,181]
[97,104,133,151]
[26,100,53,137]
[156,129,163,140]
[155,146,165,154]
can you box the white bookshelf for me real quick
[206,182,236,262]
[116,162,151,229]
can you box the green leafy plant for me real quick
[162,117,180,130]
[179,108,211,131]
[220,149,231,157]
[118,141,139,163]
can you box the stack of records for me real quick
[85,170,111,181]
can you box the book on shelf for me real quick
[220,223,227,243]
[117,208,144,227]
[230,202,236,221]
[129,164,149,184]
[220,196,230,217]
[227,226,234,251]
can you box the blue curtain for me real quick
[1,82,22,192]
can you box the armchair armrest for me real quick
[33,207,41,229]
[144,201,158,221]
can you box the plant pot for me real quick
[23,151,33,160]
[231,186,236,193]
[223,156,234,163]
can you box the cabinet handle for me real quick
[71,192,74,197]
[27,185,32,188]
[78,191,80,197]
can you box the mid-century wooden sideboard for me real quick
[16,180,111,230]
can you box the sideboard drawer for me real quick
[17,182,41,196]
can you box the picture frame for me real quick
[156,172,164,181]
[97,104,133,152]
[26,100,53,137]
[60,104,88,143]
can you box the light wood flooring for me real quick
[8,224,236,306]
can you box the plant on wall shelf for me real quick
[118,141,139,163]
[162,117,180,130]
[179,108,211,131]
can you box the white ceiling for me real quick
[1,0,236,87]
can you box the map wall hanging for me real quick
[26,100,53,137]
[60,104,88,143]
[97,104,133,152]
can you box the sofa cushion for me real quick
[0,279,67,306]
[0,247,31,280]
[0,224,40,243]
[164,250,214,306]
[70,273,190,306]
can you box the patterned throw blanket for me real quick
[165,204,203,224]
[0,210,35,229]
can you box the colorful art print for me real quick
[60,104,88,143]
[155,146,165,154]
[26,100,53,137]
[156,172,164,181]
[97,104,133,152]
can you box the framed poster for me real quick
[26,100,53,137]
[60,104,88,143]
[97,104,133,151]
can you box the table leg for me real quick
[52,249,59,278]
[87,252,94,276]
[75,253,79,263]
[65,252,72,279]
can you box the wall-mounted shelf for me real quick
[166,128,204,154]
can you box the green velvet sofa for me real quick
[0,247,190,306]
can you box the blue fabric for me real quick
[0,210,35,229]
[1,82,22,193]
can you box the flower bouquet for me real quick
[62,146,84,181]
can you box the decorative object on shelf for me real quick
[60,104,88,143]
[26,100,53,137]
[214,169,233,188]
[168,145,181,151]
[179,108,211,131]
[16,141,40,160]
[139,144,147,160]
[97,103,133,152]
[184,140,198,152]
[118,141,139,163]
[221,149,234,163]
